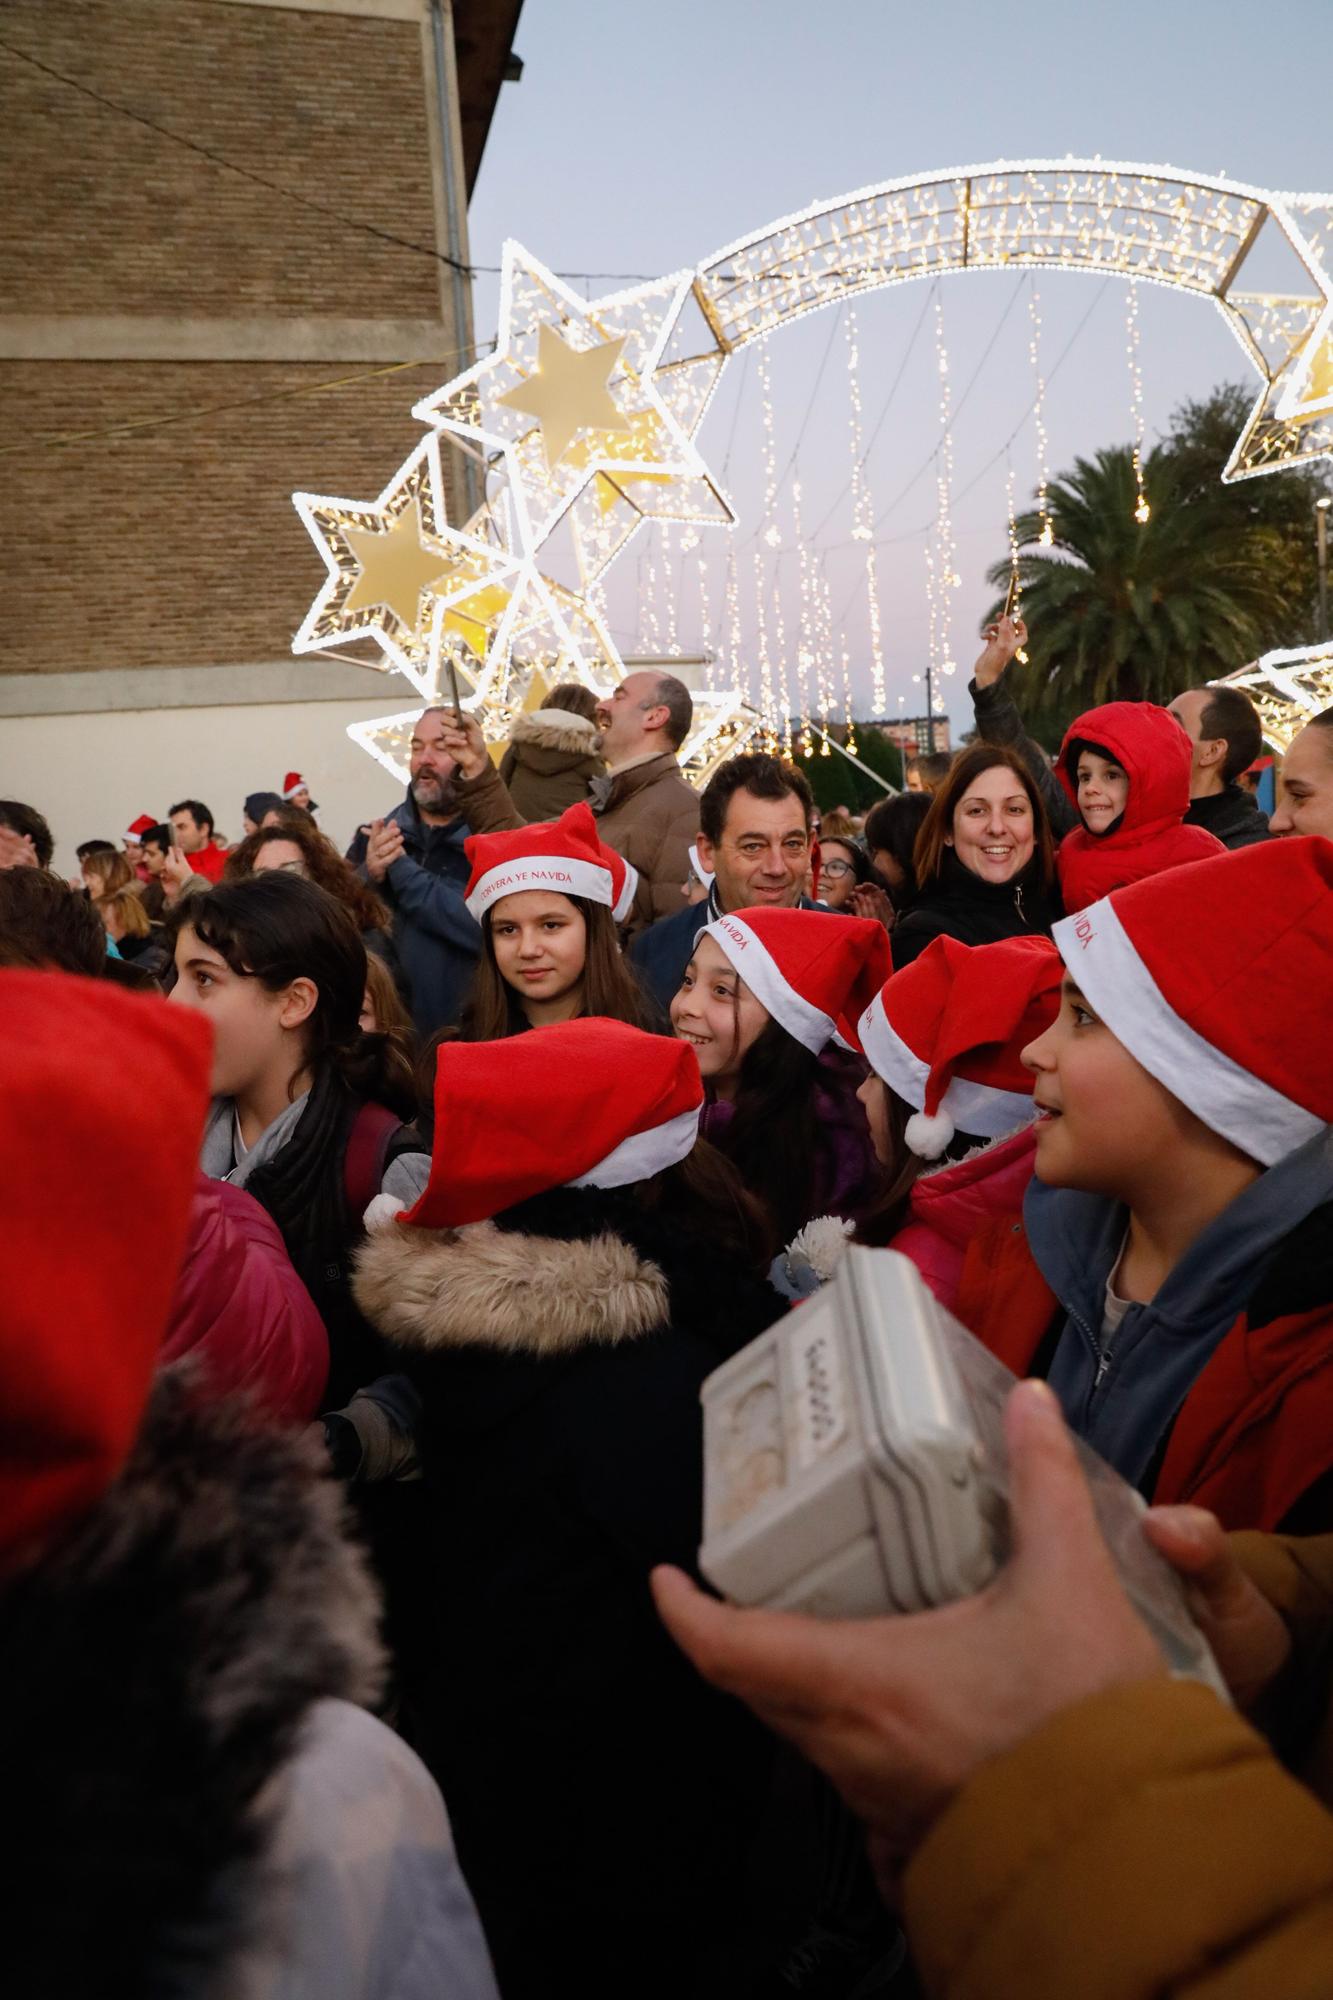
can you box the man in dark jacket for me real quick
[1166,683,1271,847]
[970,621,1271,852]
[346,708,520,1035]
[630,752,826,1013]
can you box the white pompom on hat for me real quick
[858,934,1064,1159]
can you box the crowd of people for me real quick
[4,621,1333,1997]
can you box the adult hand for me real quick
[1141,1507,1291,1711]
[653,1381,1165,1872]
[848,880,896,930]
[972,614,1028,690]
[364,817,405,884]
[0,826,39,869]
[439,711,489,782]
[160,845,195,904]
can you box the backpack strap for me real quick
[343,1101,405,1223]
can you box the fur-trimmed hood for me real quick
[2,1372,383,2000]
[353,1183,777,1366]
[507,707,603,756]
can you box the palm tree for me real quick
[985,443,1308,734]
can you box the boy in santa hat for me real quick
[956,836,1333,1532]
[1053,700,1225,911]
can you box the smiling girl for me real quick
[1053,702,1223,912]
[890,745,1060,966]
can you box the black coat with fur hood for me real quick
[353,1184,788,2000]
[497,706,605,821]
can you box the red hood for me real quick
[1057,701,1192,837]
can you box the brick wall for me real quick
[2,1,468,674]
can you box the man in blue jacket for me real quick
[629,752,826,1013]
[347,709,520,1035]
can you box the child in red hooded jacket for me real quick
[1055,701,1224,912]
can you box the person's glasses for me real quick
[820,859,855,878]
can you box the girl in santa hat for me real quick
[957,836,1333,1534]
[451,802,659,1042]
[670,906,891,1247]
[351,1020,819,1999]
[166,870,427,1407]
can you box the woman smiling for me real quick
[890,745,1060,966]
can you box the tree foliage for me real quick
[984,385,1332,744]
[799,724,903,812]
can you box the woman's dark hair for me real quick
[418,892,662,1131]
[363,951,417,1118]
[635,1134,777,1272]
[718,1018,826,1247]
[166,873,406,1260]
[913,745,1056,892]
[862,792,931,900]
[224,820,392,935]
[0,869,105,974]
[854,1084,983,1247]
[541,682,599,724]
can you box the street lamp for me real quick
[1318,496,1331,639]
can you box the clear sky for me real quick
[464,0,1332,739]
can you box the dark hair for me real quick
[0,800,54,870]
[862,791,932,899]
[101,955,161,995]
[904,750,954,790]
[700,753,815,846]
[0,869,106,975]
[224,820,392,934]
[141,823,172,857]
[168,798,214,838]
[1198,685,1264,785]
[542,682,599,725]
[855,1085,985,1247]
[243,790,286,825]
[362,952,418,1118]
[817,836,873,890]
[716,1019,826,1245]
[631,1134,776,1271]
[76,839,118,863]
[650,674,694,751]
[913,746,1057,892]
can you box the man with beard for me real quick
[346,708,520,1035]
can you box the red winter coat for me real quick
[1055,702,1224,911]
[955,1209,1333,1530]
[888,1124,1037,1316]
[158,1175,329,1422]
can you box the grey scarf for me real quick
[199,1091,311,1189]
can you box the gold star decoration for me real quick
[292,439,521,694]
[498,324,633,469]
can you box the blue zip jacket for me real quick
[347,791,479,1036]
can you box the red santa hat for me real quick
[282,772,308,799]
[0,972,211,1570]
[702,908,893,1055]
[1051,836,1333,1167]
[858,934,1064,1159]
[398,1019,704,1229]
[124,813,156,845]
[464,802,639,925]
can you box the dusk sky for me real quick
[462,0,1332,742]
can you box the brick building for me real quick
[0,0,521,858]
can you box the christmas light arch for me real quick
[292,158,1333,782]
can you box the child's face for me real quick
[488,890,587,1011]
[169,926,310,1098]
[671,933,768,1082]
[1075,751,1129,834]
[1023,976,1197,1196]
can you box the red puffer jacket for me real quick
[158,1175,329,1421]
[888,1124,1037,1316]
[1055,701,1224,911]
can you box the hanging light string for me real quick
[751,547,779,750]
[931,288,961,683]
[768,552,795,757]
[697,553,715,688]
[661,525,679,655]
[1027,276,1055,547]
[1126,280,1151,524]
[791,474,816,755]
[641,546,662,654]
[753,338,786,748]
[812,555,837,754]
[845,305,889,713]
[1004,457,1030,664]
[757,339,783,549]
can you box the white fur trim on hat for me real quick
[612,859,639,925]
[858,991,1038,1141]
[568,1103,702,1191]
[705,913,834,1055]
[467,854,614,922]
[904,1109,955,1160]
[1053,899,1325,1168]
[688,844,714,890]
[363,1192,406,1234]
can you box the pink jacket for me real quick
[888,1124,1038,1316]
[159,1176,329,1422]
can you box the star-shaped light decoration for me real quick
[292,439,522,695]
[412,243,732,582]
[1221,199,1333,481]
